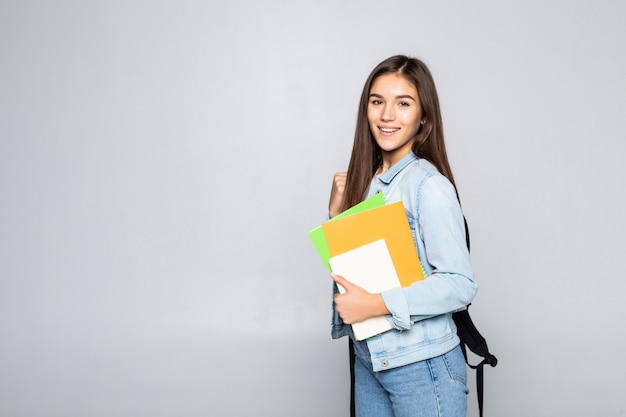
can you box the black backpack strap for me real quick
[349,339,356,417]
[453,308,498,417]
[457,217,497,417]
[464,216,471,252]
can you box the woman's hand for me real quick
[331,273,390,324]
[328,172,347,218]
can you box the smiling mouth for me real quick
[379,127,399,134]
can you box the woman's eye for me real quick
[399,101,410,107]
[371,99,382,105]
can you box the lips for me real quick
[379,126,400,134]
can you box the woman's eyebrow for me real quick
[369,93,417,101]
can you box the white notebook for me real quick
[329,238,401,340]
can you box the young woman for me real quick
[328,55,478,417]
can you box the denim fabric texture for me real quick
[353,340,469,417]
[331,152,478,372]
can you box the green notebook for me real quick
[308,192,387,271]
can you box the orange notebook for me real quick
[322,201,424,288]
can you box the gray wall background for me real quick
[1,1,625,416]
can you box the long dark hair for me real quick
[341,55,458,211]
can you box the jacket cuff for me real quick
[381,287,412,330]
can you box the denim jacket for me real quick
[330,152,478,372]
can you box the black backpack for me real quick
[348,217,497,417]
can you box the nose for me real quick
[381,104,395,121]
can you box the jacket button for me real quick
[381,360,389,367]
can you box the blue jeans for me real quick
[353,341,469,417]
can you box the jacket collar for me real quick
[377,152,418,185]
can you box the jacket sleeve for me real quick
[381,175,478,330]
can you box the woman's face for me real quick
[367,73,423,168]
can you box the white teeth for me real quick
[380,128,398,133]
